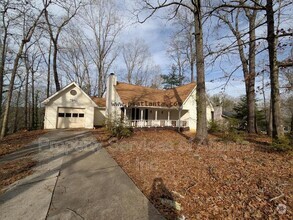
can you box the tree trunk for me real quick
[31,70,35,129]
[52,42,60,91]
[190,60,194,82]
[24,54,30,129]
[47,41,51,97]
[35,91,39,129]
[194,0,208,144]
[247,15,256,133]
[268,101,273,136]
[13,87,22,133]
[266,0,284,140]
[97,65,103,97]
[290,112,293,135]
[0,28,7,119]
[0,42,25,138]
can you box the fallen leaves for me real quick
[0,129,47,157]
[106,130,293,219]
[0,158,36,192]
[0,129,46,193]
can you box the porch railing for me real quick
[125,120,189,128]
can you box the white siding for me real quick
[182,88,214,132]
[94,108,106,126]
[43,84,96,129]
[182,89,197,131]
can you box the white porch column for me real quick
[168,111,170,126]
[124,108,127,121]
[155,110,158,120]
[140,109,144,127]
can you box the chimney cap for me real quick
[110,73,115,76]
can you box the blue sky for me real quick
[116,0,292,99]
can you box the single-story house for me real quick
[42,73,214,131]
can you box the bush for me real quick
[106,117,133,139]
[271,135,293,152]
[208,120,222,133]
[221,130,244,144]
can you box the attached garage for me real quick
[57,108,85,128]
[42,82,106,129]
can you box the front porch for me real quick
[121,107,189,128]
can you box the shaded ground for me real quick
[0,158,36,193]
[0,130,47,157]
[105,130,292,219]
[0,130,47,193]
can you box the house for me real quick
[42,73,214,131]
[42,82,106,129]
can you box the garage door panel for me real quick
[57,108,85,128]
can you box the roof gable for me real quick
[42,82,97,107]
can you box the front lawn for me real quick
[106,130,292,219]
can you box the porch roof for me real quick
[115,82,196,107]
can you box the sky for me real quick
[117,2,246,97]
[42,0,291,99]
[115,0,292,99]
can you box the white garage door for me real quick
[57,108,85,128]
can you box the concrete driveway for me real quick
[0,130,164,220]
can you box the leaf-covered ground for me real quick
[106,130,292,219]
[0,130,47,157]
[0,130,47,193]
[0,158,36,193]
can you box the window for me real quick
[79,113,84,118]
[70,89,77,96]
[72,113,78,117]
[58,113,65,117]
[66,113,71,117]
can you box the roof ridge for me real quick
[116,81,196,91]
[165,82,196,91]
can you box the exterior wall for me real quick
[43,84,96,129]
[44,105,58,129]
[213,106,223,121]
[206,103,214,122]
[182,88,215,131]
[94,108,106,126]
[85,107,95,128]
[182,89,197,131]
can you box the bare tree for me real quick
[212,0,292,140]
[170,8,196,82]
[138,0,208,144]
[43,0,81,91]
[1,0,51,138]
[59,27,92,94]
[167,35,187,85]
[211,0,261,134]
[38,38,52,98]
[0,1,10,118]
[122,38,154,86]
[79,0,123,97]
